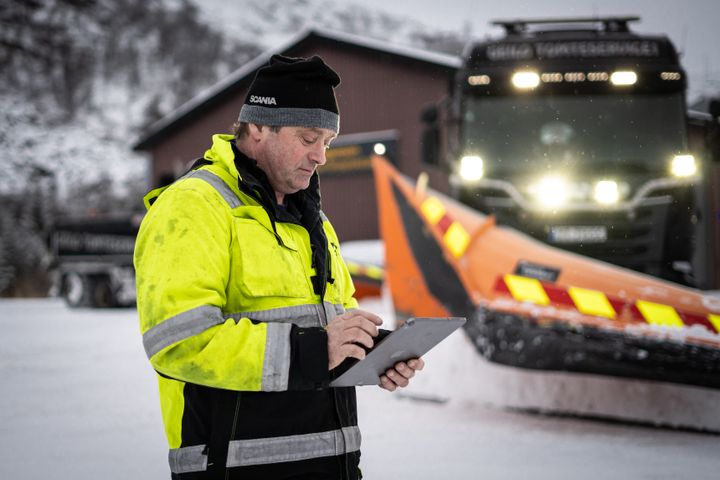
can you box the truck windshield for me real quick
[461,93,686,175]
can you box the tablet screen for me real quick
[329,316,466,387]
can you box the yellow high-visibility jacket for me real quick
[134,134,361,479]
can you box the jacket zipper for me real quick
[225,392,242,480]
[320,238,352,480]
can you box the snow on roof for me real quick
[133,27,461,151]
[315,28,462,68]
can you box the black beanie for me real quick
[238,55,341,133]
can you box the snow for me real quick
[340,240,385,267]
[2,297,719,479]
[0,89,150,202]
[0,299,167,479]
[194,0,437,50]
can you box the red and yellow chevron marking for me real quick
[345,261,384,282]
[420,196,471,258]
[494,274,720,334]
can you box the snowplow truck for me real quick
[421,17,718,289]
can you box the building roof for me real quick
[133,28,462,151]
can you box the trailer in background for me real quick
[51,215,141,307]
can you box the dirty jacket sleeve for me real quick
[134,182,328,392]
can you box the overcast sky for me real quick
[355,0,720,100]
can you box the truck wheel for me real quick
[62,272,90,307]
[89,276,116,308]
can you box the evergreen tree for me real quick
[0,206,17,295]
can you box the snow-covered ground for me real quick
[1,298,719,479]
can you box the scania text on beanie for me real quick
[238,55,341,133]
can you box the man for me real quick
[134,55,424,479]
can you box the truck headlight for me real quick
[671,154,697,177]
[530,176,569,208]
[593,180,620,205]
[459,155,484,182]
[512,71,540,89]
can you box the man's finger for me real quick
[379,375,396,392]
[407,358,425,371]
[342,309,383,326]
[385,369,409,388]
[394,362,415,380]
[333,316,379,337]
[340,343,366,362]
[341,327,374,349]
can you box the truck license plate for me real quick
[549,226,607,244]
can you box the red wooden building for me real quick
[133,29,460,240]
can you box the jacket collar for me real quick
[228,138,322,228]
[204,133,331,297]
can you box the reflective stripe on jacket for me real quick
[134,134,360,479]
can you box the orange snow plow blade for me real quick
[373,156,720,391]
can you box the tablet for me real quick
[329,316,466,387]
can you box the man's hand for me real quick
[326,309,383,370]
[379,358,425,391]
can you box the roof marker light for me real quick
[587,72,609,81]
[468,75,491,85]
[564,72,586,82]
[512,71,540,89]
[610,71,637,86]
[661,72,682,81]
[541,73,563,83]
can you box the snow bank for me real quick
[1,298,718,480]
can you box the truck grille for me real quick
[487,198,671,272]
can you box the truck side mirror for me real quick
[709,99,720,120]
[708,99,720,164]
[421,104,439,124]
[420,104,440,166]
